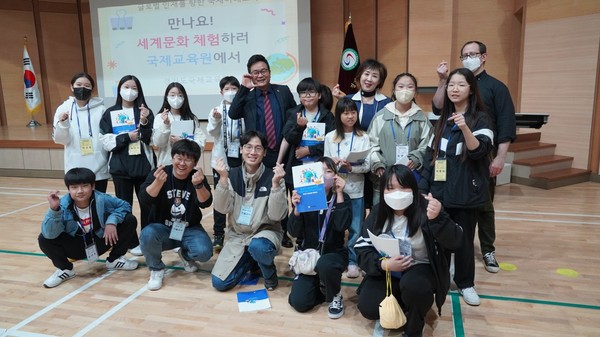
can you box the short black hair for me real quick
[64,167,96,187]
[240,130,267,148]
[461,40,487,55]
[246,54,270,73]
[171,139,201,164]
[219,76,240,90]
[296,77,321,93]
[70,72,95,89]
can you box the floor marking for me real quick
[0,202,47,218]
[0,192,49,197]
[1,330,58,337]
[496,209,600,218]
[0,187,62,192]
[4,271,115,334]
[72,268,175,337]
[451,292,465,337]
[495,216,600,226]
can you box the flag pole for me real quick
[24,36,42,127]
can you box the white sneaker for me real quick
[147,269,165,291]
[43,268,75,288]
[328,293,344,319]
[106,255,139,270]
[177,249,199,272]
[129,245,143,256]
[459,287,481,306]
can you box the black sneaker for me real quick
[264,272,279,291]
[483,252,500,273]
[212,235,224,248]
[328,293,344,319]
[281,235,293,248]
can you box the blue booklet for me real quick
[237,288,271,312]
[109,109,136,134]
[292,161,328,212]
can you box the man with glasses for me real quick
[432,40,516,274]
[211,131,287,291]
[229,54,297,248]
[138,139,213,290]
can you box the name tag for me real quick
[80,138,93,155]
[395,145,409,165]
[434,159,447,181]
[399,239,412,257]
[237,205,253,225]
[85,242,99,264]
[227,141,240,158]
[169,220,187,241]
[128,141,141,155]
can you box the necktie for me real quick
[263,90,276,150]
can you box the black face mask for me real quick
[73,87,92,101]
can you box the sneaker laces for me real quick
[330,294,343,309]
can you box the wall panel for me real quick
[520,14,600,169]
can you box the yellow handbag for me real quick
[379,258,407,329]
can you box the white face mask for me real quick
[120,88,138,102]
[384,190,414,211]
[395,89,415,104]
[223,90,237,104]
[167,96,184,109]
[462,56,481,72]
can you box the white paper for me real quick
[171,120,195,140]
[345,148,370,164]
[367,229,400,257]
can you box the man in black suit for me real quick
[229,54,297,248]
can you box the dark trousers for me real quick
[477,178,496,255]
[212,156,242,236]
[112,176,149,247]
[446,207,477,289]
[288,251,347,312]
[263,149,288,234]
[94,179,108,193]
[38,213,137,270]
[357,264,435,337]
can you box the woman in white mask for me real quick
[99,75,154,255]
[152,82,206,167]
[354,164,463,337]
[368,73,432,205]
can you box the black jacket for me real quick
[355,205,463,315]
[418,112,493,208]
[288,191,351,256]
[99,104,154,179]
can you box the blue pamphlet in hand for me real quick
[237,288,271,312]
[292,162,327,213]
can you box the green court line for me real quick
[451,292,465,337]
[3,249,599,311]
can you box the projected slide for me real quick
[90,0,311,119]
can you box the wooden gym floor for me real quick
[0,177,599,337]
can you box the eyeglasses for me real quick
[459,52,481,61]
[173,155,194,165]
[250,69,270,77]
[299,90,318,97]
[242,144,265,153]
[446,83,470,90]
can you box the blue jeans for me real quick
[140,223,213,270]
[348,197,364,265]
[212,237,277,291]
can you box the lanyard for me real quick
[388,218,409,240]
[317,194,336,243]
[337,132,355,158]
[222,103,242,151]
[303,108,320,122]
[437,122,458,159]
[71,101,92,139]
[390,120,411,145]
[74,204,94,245]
